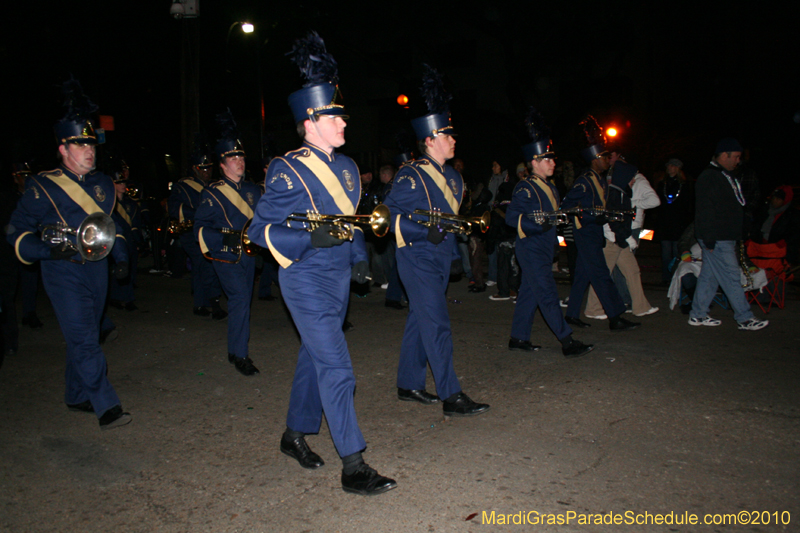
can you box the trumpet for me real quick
[410,208,490,235]
[41,212,116,262]
[167,218,193,235]
[527,207,583,225]
[286,204,391,240]
[206,219,262,263]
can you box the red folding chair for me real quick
[745,240,794,313]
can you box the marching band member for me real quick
[6,79,131,429]
[194,110,262,376]
[505,108,594,357]
[382,65,490,417]
[248,32,396,496]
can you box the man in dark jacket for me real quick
[689,138,768,331]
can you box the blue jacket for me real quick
[194,176,262,262]
[8,166,127,265]
[505,174,561,239]
[249,142,367,269]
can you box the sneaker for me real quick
[634,306,659,317]
[737,318,769,331]
[380,283,388,290]
[585,314,607,320]
[486,280,497,287]
[688,316,721,327]
[489,294,511,301]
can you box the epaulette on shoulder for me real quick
[284,148,308,160]
[40,169,63,178]
[209,179,225,189]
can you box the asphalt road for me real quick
[1,246,798,533]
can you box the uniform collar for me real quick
[530,172,549,183]
[421,154,445,173]
[304,141,336,162]
[222,175,243,190]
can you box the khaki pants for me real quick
[585,240,652,317]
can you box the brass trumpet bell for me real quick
[287,204,391,240]
[41,212,116,261]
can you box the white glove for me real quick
[626,236,638,251]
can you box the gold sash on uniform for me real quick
[43,172,105,217]
[418,163,459,214]
[216,182,254,221]
[297,150,356,216]
[115,202,132,227]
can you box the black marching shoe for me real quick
[211,299,228,321]
[385,299,406,310]
[397,387,440,404]
[508,338,541,352]
[342,320,354,332]
[562,339,594,358]
[609,315,640,331]
[341,464,397,496]
[443,392,490,417]
[193,306,211,317]
[228,354,259,376]
[280,435,324,469]
[67,400,94,413]
[565,316,591,328]
[99,406,132,430]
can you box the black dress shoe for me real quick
[508,338,541,352]
[67,400,94,413]
[385,299,406,310]
[229,354,259,376]
[562,340,594,358]
[193,306,211,317]
[99,406,132,430]
[211,308,228,321]
[342,320,354,332]
[341,464,397,496]
[99,327,118,344]
[442,392,490,417]
[609,315,641,331]
[21,313,44,329]
[397,388,440,404]
[565,316,591,328]
[469,284,486,293]
[280,435,324,469]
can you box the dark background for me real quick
[3,1,798,198]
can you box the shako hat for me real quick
[522,107,554,162]
[54,77,98,145]
[287,32,347,124]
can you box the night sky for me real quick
[3,1,798,197]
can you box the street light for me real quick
[226,21,266,159]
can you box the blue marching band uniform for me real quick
[383,155,464,401]
[7,79,132,429]
[507,175,573,342]
[193,125,262,373]
[167,157,224,316]
[250,141,367,456]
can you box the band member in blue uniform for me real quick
[109,166,143,311]
[168,145,227,320]
[382,65,490,417]
[194,110,261,376]
[249,32,395,496]
[505,108,594,358]
[6,79,131,429]
[561,116,640,331]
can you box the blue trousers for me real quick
[566,225,626,319]
[42,260,121,418]
[396,243,461,401]
[281,251,365,458]
[512,234,572,342]
[690,240,754,323]
[214,256,255,358]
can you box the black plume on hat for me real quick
[419,64,451,115]
[580,115,606,147]
[525,106,551,144]
[60,76,98,122]
[287,31,339,88]
[216,108,240,140]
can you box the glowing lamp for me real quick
[241,23,254,33]
[396,94,409,106]
[606,127,618,137]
